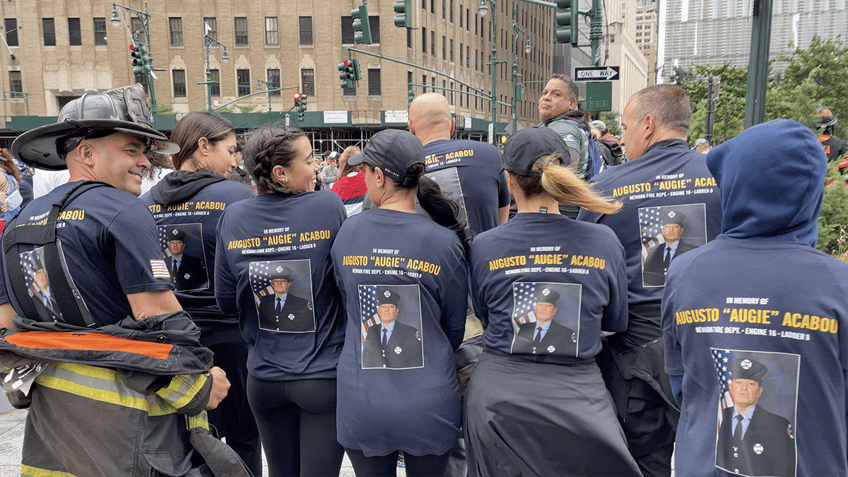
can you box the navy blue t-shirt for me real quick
[215,190,346,381]
[470,213,627,359]
[663,236,848,477]
[578,139,722,343]
[0,182,172,326]
[423,139,509,235]
[141,176,254,327]
[331,208,468,457]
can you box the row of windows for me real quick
[170,68,384,98]
[4,17,108,47]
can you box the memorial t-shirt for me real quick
[331,207,468,457]
[141,173,255,328]
[423,139,509,235]
[469,213,627,359]
[215,190,346,381]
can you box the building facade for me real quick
[0,0,569,143]
[659,0,848,82]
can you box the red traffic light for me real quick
[343,59,351,67]
[293,92,302,101]
[129,44,138,52]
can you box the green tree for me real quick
[599,111,621,137]
[670,63,749,145]
[817,163,848,257]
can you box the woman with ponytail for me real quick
[463,126,641,476]
[215,126,347,477]
[330,129,469,477]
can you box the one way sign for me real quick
[574,66,620,81]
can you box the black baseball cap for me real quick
[503,126,574,177]
[347,129,424,187]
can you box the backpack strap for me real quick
[3,181,111,327]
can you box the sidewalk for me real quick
[0,403,372,477]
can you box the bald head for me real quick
[408,93,454,145]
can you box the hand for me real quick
[205,366,230,410]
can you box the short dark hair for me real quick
[629,85,692,135]
[548,74,579,102]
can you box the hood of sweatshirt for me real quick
[149,169,226,206]
[706,119,826,246]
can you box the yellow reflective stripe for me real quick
[185,412,210,430]
[156,373,208,410]
[20,463,77,476]
[35,363,177,416]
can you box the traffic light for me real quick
[338,60,355,89]
[408,89,415,105]
[297,94,307,121]
[555,0,578,45]
[130,44,144,74]
[293,91,302,110]
[394,0,412,28]
[351,4,372,44]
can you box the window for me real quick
[422,27,427,53]
[442,35,446,60]
[9,71,22,98]
[442,0,446,18]
[209,69,220,96]
[237,69,251,96]
[131,17,144,43]
[450,38,454,62]
[301,69,315,96]
[407,27,412,48]
[172,70,186,97]
[299,17,312,45]
[430,31,435,56]
[368,69,381,96]
[134,72,149,94]
[422,74,427,93]
[341,16,380,43]
[234,17,248,46]
[94,18,107,45]
[466,45,470,68]
[460,6,463,27]
[203,17,217,41]
[265,17,279,45]
[169,17,183,47]
[460,43,463,66]
[43,18,55,46]
[4,19,17,47]
[68,18,81,46]
[267,69,281,96]
[450,0,454,22]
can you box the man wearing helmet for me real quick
[0,85,243,476]
[816,108,848,173]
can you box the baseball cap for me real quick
[503,126,573,177]
[347,129,424,187]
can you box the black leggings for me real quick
[344,448,450,477]
[247,376,344,477]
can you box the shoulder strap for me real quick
[3,181,111,327]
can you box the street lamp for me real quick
[511,4,531,135]
[203,30,228,112]
[479,0,505,144]
[256,79,275,112]
[111,2,158,123]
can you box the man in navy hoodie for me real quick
[663,119,848,477]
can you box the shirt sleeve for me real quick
[662,267,684,377]
[601,239,629,333]
[214,210,238,315]
[110,201,173,295]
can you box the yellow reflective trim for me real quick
[185,412,210,430]
[157,373,208,410]
[20,463,77,476]
[35,363,178,416]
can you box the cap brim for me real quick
[12,119,178,170]
[347,152,366,166]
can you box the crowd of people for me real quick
[0,77,845,477]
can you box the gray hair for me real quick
[630,84,692,134]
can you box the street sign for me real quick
[574,66,620,81]
[585,82,612,112]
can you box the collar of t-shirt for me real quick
[642,138,689,157]
[731,405,757,439]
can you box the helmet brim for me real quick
[12,119,179,170]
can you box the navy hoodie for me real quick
[662,120,848,477]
